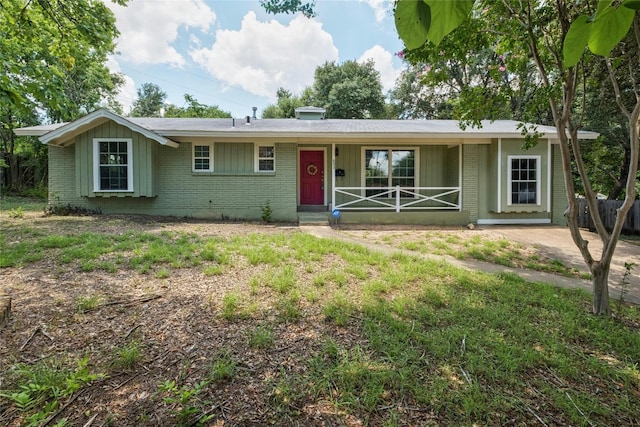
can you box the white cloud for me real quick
[358,45,401,93]
[190,12,339,99]
[359,0,391,23]
[106,56,136,114]
[106,0,216,67]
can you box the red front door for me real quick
[300,150,324,205]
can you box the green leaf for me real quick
[395,0,431,50]
[563,15,590,67]
[588,1,635,57]
[425,0,474,46]
[623,0,640,10]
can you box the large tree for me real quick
[262,87,314,118]
[390,23,548,124]
[130,83,167,117]
[262,61,387,119]
[394,0,640,315]
[580,45,640,200]
[313,60,387,119]
[1,0,126,191]
[388,65,454,119]
[164,94,232,118]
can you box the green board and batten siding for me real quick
[476,139,559,224]
[74,121,157,198]
[215,142,253,173]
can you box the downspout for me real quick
[497,138,502,213]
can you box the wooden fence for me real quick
[577,198,640,234]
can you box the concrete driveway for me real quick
[482,225,640,305]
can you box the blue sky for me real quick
[104,0,406,117]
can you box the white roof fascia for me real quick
[152,131,573,140]
[13,123,65,136]
[39,109,179,148]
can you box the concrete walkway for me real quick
[300,225,640,306]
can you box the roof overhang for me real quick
[32,109,179,148]
[14,113,599,144]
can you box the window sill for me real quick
[191,172,276,176]
[91,191,135,198]
[495,207,546,214]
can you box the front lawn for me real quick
[1,213,638,426]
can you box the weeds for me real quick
[75,295,100,313]
[248,325,275,349]
[158,380,213,426]
[208,350,237,382]
[261,200,273,223]
[275,294,301,321]
[8,206,24,218]
[44,204,102,216]
[0,357,103,427]
[220,292,243,320]
[616,262,636,318]
[113,341,143,370]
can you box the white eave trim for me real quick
[39,109,179,148]
[152,131,567,141]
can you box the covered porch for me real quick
[330,143,462,214]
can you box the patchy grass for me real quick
[0,195,47,213]
[0,214,638,426]
[356,229,587,278]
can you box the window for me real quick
[364,148,416,197]
[508,156,540,205]
[255,144,275,172]
[193,143,213,172]
[93,139,132,192]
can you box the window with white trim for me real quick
[93,139,133,192]
[255,144,275,172]
[363,148,416,197]
[192,143,213,172]
[508,156,540,205]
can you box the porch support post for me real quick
[396,185,400,212]
[331,143,336,211]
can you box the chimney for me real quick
[252,106,257,119]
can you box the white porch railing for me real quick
[334,186,461,212]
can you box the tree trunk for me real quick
[9,153,19,191]
[591,261,611,315]
[607,145,631,200]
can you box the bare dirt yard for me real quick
[1,212,639,427]
[2,215,326,426]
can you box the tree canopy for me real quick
[1,0,126,192]
[164,94,232,118]
[1,0,126,120]
[263,60,388,119]
[313,60,387,119]
[262,88,313,118]
[394,0,639,315]
[130,83,167,117]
